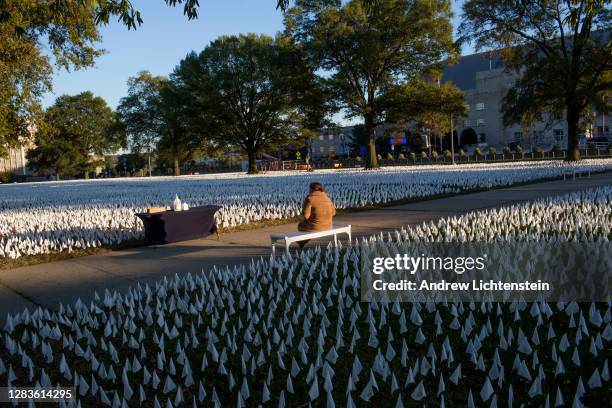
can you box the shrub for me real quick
[420,151,428,159]
[398,153,405,160]
[474,148,483,157]
[443,149,451,158]
[459,149,466,157]
[409,152,416,160]
[0,172,14,183]
[503,146,511,155]
[355,156,362,162]
[515,145,523,154]
[488,147,497,156]
[431,151,439,159]
[386,153,394,160]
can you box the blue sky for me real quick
[42,1,469,111]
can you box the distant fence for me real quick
[308,148,612,170]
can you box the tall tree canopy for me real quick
[172,34,314,174]
[116,71,167,175]
[459,0,611,161]
[387,78,466,145]
[27,92,121,179]
[0,0,227,158]
[155,80,207,176]
[284,0,457,168]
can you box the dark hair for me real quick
[310,182,324,192]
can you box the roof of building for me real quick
[441,51,504,90]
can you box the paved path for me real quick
[1,172,611,322]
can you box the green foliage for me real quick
[27,92,119,178]
[386,153,394,160]
[398,153,405,160]
[488,147,497,156]
[503,146,511,154]
[443,149,451,158]
[409,152,416,160]
[0,171,14,183]
[420,151,428,159]
[459,0,612,161]
[459,148,466,157]
[431,151,439,159]
[117,71,166,155]
[514,145,523,154]
[285,0,457,168]
[171,34,309,174]
[534,146,543,154]
[0,0,213,158]
[474,147,483,157]
[387,79,466,139]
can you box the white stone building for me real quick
[442,51,611,149]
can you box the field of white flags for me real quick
[2,159,612,259]
[1,186,611,407]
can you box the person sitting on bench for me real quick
[297,182,336,248]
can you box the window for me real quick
[475,102,485,111]
[319,135,324,141]
[554,129,564,141]
[464,119,471,127]
[534,130,545,142]
[476,119,486,127]
[319,146,324,153]
[328,134,334,140]
[513,131,523,141]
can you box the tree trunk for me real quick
[247,149,258,174]
[364,113,378,169]
[173,159,180,176]
[84,172,89,180]
[566,104,581,162]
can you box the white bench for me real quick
[270,224,351,255]
[563,168,591,180]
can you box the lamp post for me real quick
[450,113,456,165]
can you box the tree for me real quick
[27,92,120,179]
[117,71,167,176]
[172,34,308,174]
[0,0,213,157]
[155,81,205,176]
[285,0,457,168]
[459,0,612,161]
[387,77,466,150]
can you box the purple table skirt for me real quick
[136,205,221,245]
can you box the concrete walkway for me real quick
[1,172,611,321]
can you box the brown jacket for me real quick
[299,190,336,231]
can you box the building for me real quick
[0,146,28,176]
[442,51,611,149]
[311,124,419,159]
[310,126,353,158]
